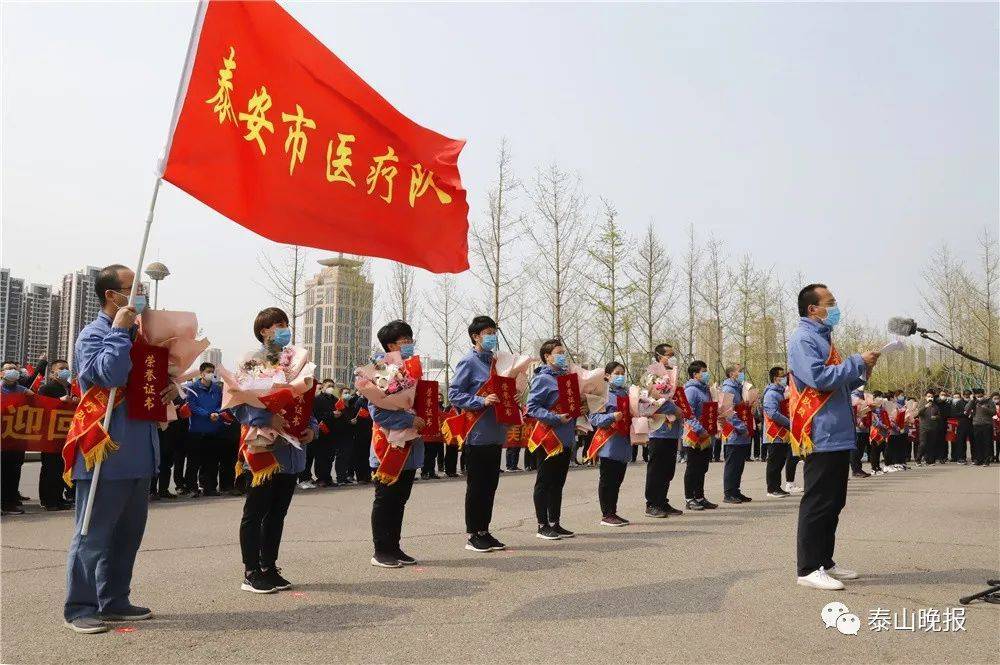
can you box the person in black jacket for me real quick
[36,360,75,510]
[934,389,951,463]
[312,379,338,487]
[17,354,47,389]
[351,393,373,483]
[916,389,942,465]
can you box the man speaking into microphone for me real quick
[788,284,880,591]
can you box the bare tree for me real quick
[630,219,677,361]
[385,262,420,323]
[256,244,314,343]
[584,199,635,361]
[727,254,760,371]
[696,235,730,378]
[524,162,589,338]
[425,275,463,389]
[921,245,969,389]
[968,228,999,390]
[680,223,701,360]
[471,138,522,323]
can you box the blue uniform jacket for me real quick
[185,379,225,434]
[72,312,159,481]
[448,348,507,446]
[787,317,868,453]
[588,385,631,462]
[232,404,315,476]
[721,378,750,446]
[526,365,576,449]
[649,398,681,439]
[762,382,790,443]
[683,378,711,446]
[368,405,425,470]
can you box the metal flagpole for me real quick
[80,177,162,535]
[79,0,208,536]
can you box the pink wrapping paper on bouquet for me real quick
[628,385,667,444]
[641,363,679,401]
[495,351,534,393]
[138,309,210,422]
[903,399,919,426]
[218,345,316,449]
[742,383,759,406]
[354,351,419,446]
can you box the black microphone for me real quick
[887,317,930,336]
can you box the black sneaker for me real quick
[159,490,178,500]
[685,499,705,511]
[241,570,277,594]
[663,502,683,516]
[1,505,25,516]
[149,491,160,502]
[395,549,417,565]
[723,495,744,504]
[552,524,575,538]
[100,604,152,621]
[465,533,492,553]
[736,493,753,502]
[600,514,627,527]
[263,567,291,590]
[485,533,507,550]
[614,514,630,525]
[698,497,718,509]
[370,552,402,568]
[767,488,791,497]
[645,506,669,518]
[536,524,561,540]
[202,489,220,497]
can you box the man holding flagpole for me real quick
[63,265,175,634]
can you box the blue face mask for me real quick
[271,327,292,348]
[400,343,415,359]
[778,376,787,387]
[700,371,711,385]
[737,372,747,383]
[481,334,498,352]
[3,369,19,383]
[57,369,72,382]
[132,294,147,315]
[896,397,905,406]
[822,304,841,327]
[553,354,568,369]
[610,374,627,389]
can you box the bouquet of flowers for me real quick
[628,384,668,444]
[742,383,759,408]
[354,351,420,446]
[138,309,210,422]
[218,345,316,450]
[639,362,678,401]
[903,399,919,426]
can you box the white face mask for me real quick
[324,387,336,395]
[203,373,215,382]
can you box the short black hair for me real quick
[725,364,740,377]
[468,315,497,342]
[769,366,784,382]
[51,359,68,367]
[539,338,562,363]
[604,361,625,375]
[377,320,414,351]
[199,362,215,372]
[2,360,18,367]
[797,283,828,317]
[873,390,883,398]
[254,307,290,342]
[925,387,936,395]
[653,343,673,360]
[322,377,335,385]
[972,387,985,395]
[95,264,130,305]
[687,360,707,379]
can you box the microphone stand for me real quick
[916,330,1000,372]
[917,329,1000,606]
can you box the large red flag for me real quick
[162,0,469,273]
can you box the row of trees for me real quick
[272,139,997,395]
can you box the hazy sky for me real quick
[2,1,997,363]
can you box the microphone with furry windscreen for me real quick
[886,317,921,336]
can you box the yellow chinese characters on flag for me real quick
[162,0,469,274]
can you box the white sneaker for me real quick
[872,470,883,476]
[784,482,804,494]
[796,567,845,591]
[297,481,315,490]
[827,565,859,580]
[884,465,896,473]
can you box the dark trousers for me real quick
[39,452,66,506]
[422,443,443,475]
[935,429,949,462]
[598,457,628,516]
[353,432,372,482]
[151,425,178,494]
[722,444,749,496]
[331,438,352,482]
[886,434,907,465]
[312,438,334,483]
[298,444,316,482]
[533,449,570,525]
[711,437,722,462]
[505,447,521,470]
[684,446,711,500]
[761,441,770,462]
[444,444,459,475]
[868,443,882,471]
[917,431,938,464]
[188,432,233,492]
[766,441,790,492]
[751,433,762,459]
[173,440,188,489]
[850,432,868,472]
[0,451,25,506]
[239,473,296,571]
[371,469,416,555]
[464,444,502,533]
[796,449,850,577]
[952,420,971,461]
[645,438,678,509]
[786,452,800,482]
[971,424,993,464]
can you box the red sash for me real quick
[585,427,613,461]
[527,420,563,458]
[236,425,282,487]
[945,418,958,443]
[788,344,842,456]
[62,386,126,486]
[614,395,631,437]
[441,361,504,448]
[764,399,790,440]
[371,424,412,485]
[504,418,530,448]
[894,409,906,429]
[683,400,717,449]
[672,386,694,420]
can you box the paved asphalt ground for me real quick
[2,457,998,664]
